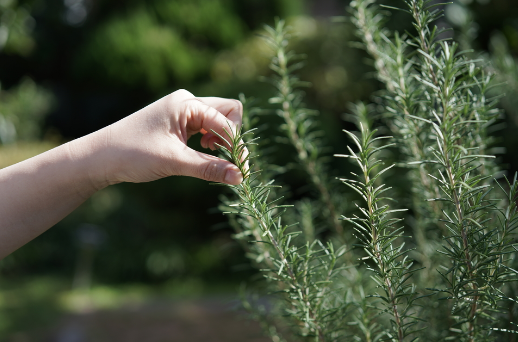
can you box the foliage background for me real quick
[0,0,518,339]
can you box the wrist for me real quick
[66,129,114,194]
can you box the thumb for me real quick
[176,146,243,185]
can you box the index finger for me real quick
[184,99,238,147]
[196,97,243,134]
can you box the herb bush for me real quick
[217,1,518,341]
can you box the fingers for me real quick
[200,132,231,151]
[196,97,243,127]
[197,97,242,150]
[176,146,243,185]
[171,91,248,176]
[185,99,238,149]
[200,131,216,150]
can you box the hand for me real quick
[88,89,245,186]
[0,89,246,258]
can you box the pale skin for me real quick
[0,89,245,259]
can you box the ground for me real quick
[1,277,269,342]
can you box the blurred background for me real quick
[0,0,517,340]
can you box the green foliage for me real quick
[153,0,246,48]
[351,1,514,340]
[215,123,347,341]
[218,2,518,342]
[261,19,345,240]
[0,2,52,145]
[77,6,208,90]
[0,0,34,55]
[339,125,420,341]
[3,0,518,338]
[0,78,53,144]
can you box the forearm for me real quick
[0,130,109,258]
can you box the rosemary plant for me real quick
[262,20,345,239]
[215,2,518,340]
[350,0,443,231]
[338,124,420,342]
[215,124,347,342]
[350,0,516,340]
[350,2,449,303]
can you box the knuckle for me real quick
[173,89,194,98]
[232,99,243,116]
[202,162,223,182]
[167,89,195,108]
[165,92,199,117]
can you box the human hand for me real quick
[0,89,247,257]
[85,89,245,187]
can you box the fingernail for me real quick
[224,167,243,185]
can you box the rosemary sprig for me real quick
[262,19,345,240]
[214,124,346,342]
[338,124,421,342]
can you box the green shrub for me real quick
[218,1,518,341]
